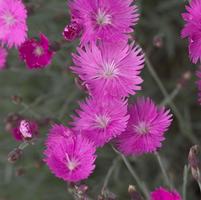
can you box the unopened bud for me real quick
[188,145,201,182]
[128,185,143,200]
[178,70,192,88]
[153,35,164,48]
[8,148,23,164]
[11,95,22,105]
[15,167,26,176]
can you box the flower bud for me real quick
[128,185,143,200]
[8,148,23,164]
[188,145,201,182]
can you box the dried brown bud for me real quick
[8,148,23,164]
[15,167,26,176]
[128,185,143,200]
[11,95,23,105]
[188,145,201,182]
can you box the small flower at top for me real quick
[12,119,39,141]
[69,0,139,44]
[116,97,173,155]
[151,187,182,200]
[0,47,7,70]
[0,0,28,48]
[19,33,54,69]
[44,124,96,183]
[63,21,82,41]
[181,0,201,64]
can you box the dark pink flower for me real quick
[116,97,172,155]
[0,47,7,70]
[63,21,82,41]
[69,0,139,44]
[44,125,96,183]
[181,0,201,63]
[71,97,129,147]
[0,0,28,48]
[19,33,54,69]
[71,42,144,98]
[151,187,181,200]
[12,119,39,141]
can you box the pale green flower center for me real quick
[95,115,110,129]
[3,12,15,26]
[96,9,112,25]
[134,122,150,135]
[34,46,44,57]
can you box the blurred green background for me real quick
[0,0,200,199]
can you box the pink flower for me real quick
[71,42,144,98]
[116,97,172,155]
[69,0,139,44]
[12,119,39,141]
[71,97,129,147]
[181,0,201,63]
[63,21,82,41]
[151,187,182,200]
[44,127,96,183]
[19,33,54,69]
[0,47,7,70]
[0,0,27,48]
[196,69,201,104]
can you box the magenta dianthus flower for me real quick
[44,129,96,183]
[12,119,39,141]
[69,0,139,44]
[181,0,201,63]
[72,42,144,98]
[116,97,172,155]
[0,0,27,48]
[151,187,182,200]
[72,97,129,147]
[19,33,54,69]
[0,47,7,70]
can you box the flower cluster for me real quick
[182,0,201,104]
[43,0,173,184]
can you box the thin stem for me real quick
[182,165,189,200]
[19,141,30,150]
[160,86,181,106]
[145,56,198,144]
[21,102,41,119]
[112,147,149,199]
[101,156,120,193]
[155,152,172,188]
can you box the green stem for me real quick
[101,156,120,193]
[145,56,197,144]
[155,152,172,188]
[182,165,189,200]
[112,147,149,199]
[19,141,29,150]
